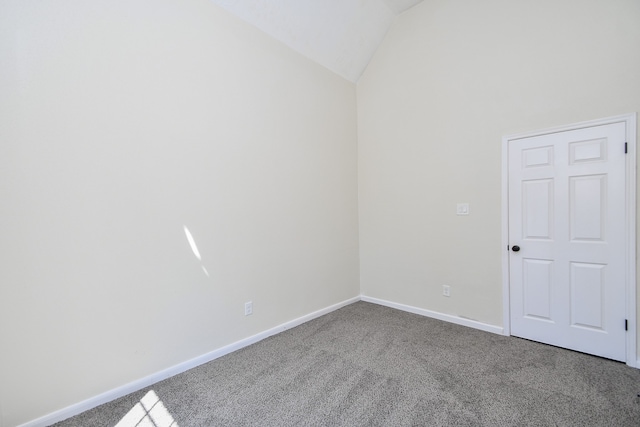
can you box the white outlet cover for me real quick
[456,203,469,215]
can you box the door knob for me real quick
[512,245,520,252]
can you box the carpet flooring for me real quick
[54,301,640,426]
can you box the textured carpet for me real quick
[54,301,640,426]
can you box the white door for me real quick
[508,122,627,361]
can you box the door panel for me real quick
[569,262,605,330]
[523,259,553,321]
[509,122,626,361]
[523,179,553,239]
[570,175,606,241]
[569,138,607,164]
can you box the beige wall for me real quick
[0,1,359,425]
[358,0,640,328]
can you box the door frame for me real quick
[501,113,637,368]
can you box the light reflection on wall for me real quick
[183,225,210,278]
[115,390,178,427]
[183,226,201,260]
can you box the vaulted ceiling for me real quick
[209,0,424,82]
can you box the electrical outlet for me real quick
[443,285,451,297]
[244,301,253,316]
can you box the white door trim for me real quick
[501,113,637,368]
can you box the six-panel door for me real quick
[509,122,627,361]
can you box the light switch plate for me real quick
[456,203,469,215]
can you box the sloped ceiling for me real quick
[209,0,424,82]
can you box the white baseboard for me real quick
[18,296,360,427]
[360,295,504,335]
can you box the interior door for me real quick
[508,122,627,361]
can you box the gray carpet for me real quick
[54,302,640,426]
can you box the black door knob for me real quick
[512,245,520,252]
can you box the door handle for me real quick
[512,245,520,252]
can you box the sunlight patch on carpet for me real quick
[115,390,178,427]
